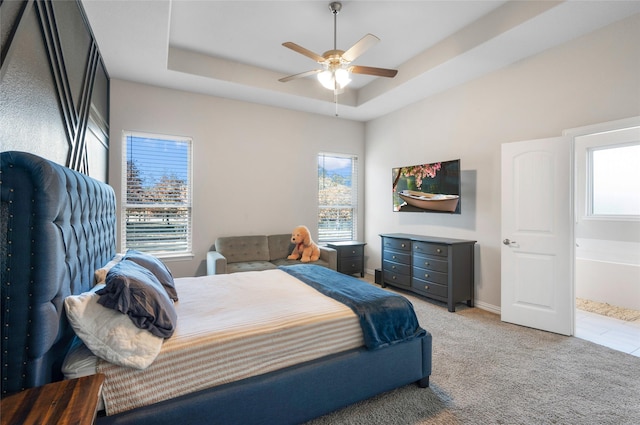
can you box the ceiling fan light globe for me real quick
[317,70,335,90]
[335,68,351,88]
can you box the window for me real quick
[122,132,192,256]
[588,143,640,217]
[318,153,358,242]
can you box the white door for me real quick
[501,136,574,336]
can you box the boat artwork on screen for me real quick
[392,159,461,214]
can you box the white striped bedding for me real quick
[95,269,364,416]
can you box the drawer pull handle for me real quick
[424,285,429,290]
[424,274,429,278]
[392,265,396,270]
[424,262,430,267]
[392,255,396,259]
[392,276,396,280]
[436,248,442,253]
[401,243,406,248]
[415,245,420,250]
[351,250,356,254]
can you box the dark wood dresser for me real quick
[380,233,476,312]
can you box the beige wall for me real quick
[109,81,365,277]
[364,14,640,310]
[109,14,639,309]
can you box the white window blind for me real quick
[318,153,358,242]
[122,132,192,255]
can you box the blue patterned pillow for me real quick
[124,250,178,301]
[97,260,177,338]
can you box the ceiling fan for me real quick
[278,1,398,93]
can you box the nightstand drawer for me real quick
[413,241,447,257]
[337,245,364,259]
[340,257,363,274]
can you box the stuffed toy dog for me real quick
[287,225,321,263]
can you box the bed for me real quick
[0,151,432,425]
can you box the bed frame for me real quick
[0,151,432,425]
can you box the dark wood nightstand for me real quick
[1,374,105,425]
[327,241,367,277]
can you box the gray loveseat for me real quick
[206,234,337,274]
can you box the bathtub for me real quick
[575,238,640,311]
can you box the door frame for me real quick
[564,117,640,334]
[500,116,640,335]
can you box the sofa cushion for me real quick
[268,234,295,261]
[227,261,277,273]
[271,258,330,269]
[215,235,270,263]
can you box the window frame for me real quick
[586,141,640,219]
[317,152,358,243]
[121,131,194,258]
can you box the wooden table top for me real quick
[1,374,105,425]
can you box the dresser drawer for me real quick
[412,266,448,285]
[413,241,447,257]
[382,237,411,252]
[383,250,410,265]
[411,278,448,298]
[412,255,448,273]
[383,259,411,276]
[383,269,411,287]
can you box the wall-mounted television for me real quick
[392,159,461,214]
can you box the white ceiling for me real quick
[81,0,640,121]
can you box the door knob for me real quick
[503,239,516,245]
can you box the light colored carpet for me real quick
[576,298,640,322]
[304,276,640,425]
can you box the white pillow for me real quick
[94,253,125,285]
[62,338,98,380]
[64,284,163,369]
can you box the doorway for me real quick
[501,117,640,348]
[571,122,640,356]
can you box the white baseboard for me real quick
[474,300,501,315]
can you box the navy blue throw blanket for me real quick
[280,265,426,350]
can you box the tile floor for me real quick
[575,309,640,357]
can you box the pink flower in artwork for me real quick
[402,162,441,189]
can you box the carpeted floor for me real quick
[304,276,640,425]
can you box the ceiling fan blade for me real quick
[342,34,380,63]
[278,69,322,83]
[282,42,326,63]
[350,65,398,78]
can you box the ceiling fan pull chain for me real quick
[333,4,338,50]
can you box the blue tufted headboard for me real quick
[0,151,116,397]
